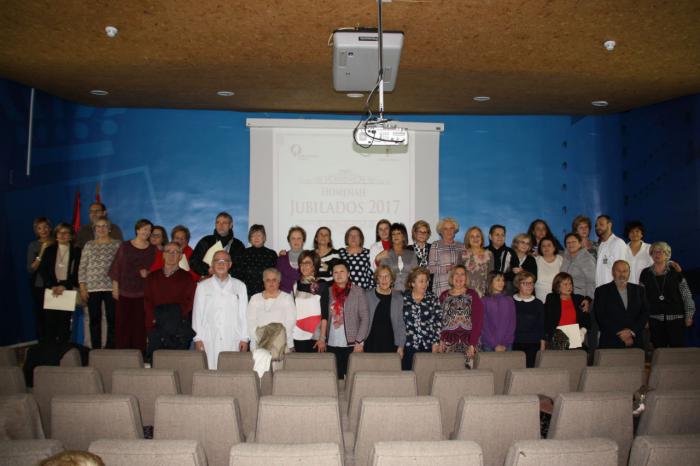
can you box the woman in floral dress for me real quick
[462,226,494,297]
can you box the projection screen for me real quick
[247,118,443,251]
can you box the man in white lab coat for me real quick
[594,215,631,287]
[192,250,249,369]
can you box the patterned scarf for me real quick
[331,282,351,328]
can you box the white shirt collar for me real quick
[513,294,535,302]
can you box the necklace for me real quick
[652,268,668,301]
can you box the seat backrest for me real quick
[90,439,207,466]
[370,440,483,466]
[348,371,417,433]
[0,439,64,465]
[430,370,494,437]
[354,396,442,466]
[88,349,143,392]
[0,346,18,366]
[255,396,343,449]
[504,438,618,466]
[594,348,645,369]
[152,350,208,395]
[548,391,632,466]
[346,353,401,395]
[629,434,700,466]
[505,368,570,400]
[535,350,587,391]
[0,394,45,439]
[577,366,645,394]
[283,352,337,376]
[230,442,343,466]
[111,368,179,426]
[192,370,259,437]
[453,394,540,466]
[411,353,466,395]
[651,347,700,366]
[272,370,338,397]
[59,348,82,367]
[33,366,104,435]
[217,352,272,395]
[154,395,242,466]
[637,390,700,436]
[50,394,143,450]
[474,351,526,394]
[648,365,700,391]
[0,366,26,395]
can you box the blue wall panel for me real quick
[3,78,696,344]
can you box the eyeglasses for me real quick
[416,230,429,235]
[213,259,231,265]
[164,250,180,255]
[520,281,534,286]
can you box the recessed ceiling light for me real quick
[591,100,609,107]
[603,40,616,51]
[217,90,235,96]
[90,90,109,96]
[473,96,490,102]
[105,26,118,38]
[346,93,364,98]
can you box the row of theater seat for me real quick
[4,435,700,466]
[2,389,700,466]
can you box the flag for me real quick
[95,183,101,202]
[72,190,81,233]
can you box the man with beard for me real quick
[594,215,631,287]
[594,260,649,348]
[189,212,245,277]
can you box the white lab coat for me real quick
[368,241,385,272]
[247,291,297,351]
[595,234,632,287]
[192,275,249,369]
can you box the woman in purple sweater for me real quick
[480,271,516,352]
[276,226,305,293]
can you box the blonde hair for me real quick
[650,241,672,260]
[447,264,469,288]
[405,267,431,291]
[374,264,396,286]
[464,226,485,248]
[41,451,105,466]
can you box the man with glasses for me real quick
[144,242,196,355]
[192,250,249,369]
[75,202,124,248]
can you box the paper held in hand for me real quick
[202,241,224,266]
[556,323,584,349]
[44,289,78,312]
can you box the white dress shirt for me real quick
[595,233,631,287]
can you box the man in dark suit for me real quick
[594,260,649,349]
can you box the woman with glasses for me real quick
[78,218,121,349]
[365,265,406,356]
[235,224,278,297]
[38,223,81,344]
[512,271,545,367]
[510,233,538,293]
[292,250,327,352]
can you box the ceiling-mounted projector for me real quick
[332,29,404,92]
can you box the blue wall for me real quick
[2,78,697,344]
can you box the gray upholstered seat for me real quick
[651,347,700,366]
[474,351,526,394]
[111,368,179,426]
[272,370,338,397]
[647,364,700,391]
[504,438,618,466]
[452,394,540,466]
[535,349,587,391]
[217,352,272,395]
[283,352,337,376]
[577,366,645,394]
[593,348,645,369]
[547,391,632,466]
[154,395,243,466]
[430,369,494,437]
[370,440,483,466]
[90,439,207,466]
[411,352,466,395]
[637,390,700,436]
[629,434,700,466]
[0,366,26,395]
[153,349,208,395]
[0,394,45,439]
[347,371,417,433]
[0,439,63,466]
[230,442,343,466]
[89,349,143,392]
[50,394,143,450]
[504,367,570,400]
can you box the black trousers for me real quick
[294,339,317,353]
[327,345,352,379]
[32,286,46,340]
[513,342,539,368]
[87,291,116,349]
[650,318,686,348]
[42,308,72,344]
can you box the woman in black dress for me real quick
[364,265,406,357]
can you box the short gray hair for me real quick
[650,241,672,260]
[436,217,459,236]
[262,268,281,281]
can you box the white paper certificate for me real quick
[556,323,583,349]
[44,289,77,312]
[202,241,224,266]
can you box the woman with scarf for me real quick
[319,261,369,379]
[292,250,327,352]
[277,226,306,293]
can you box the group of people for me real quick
[27,203,695,375]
